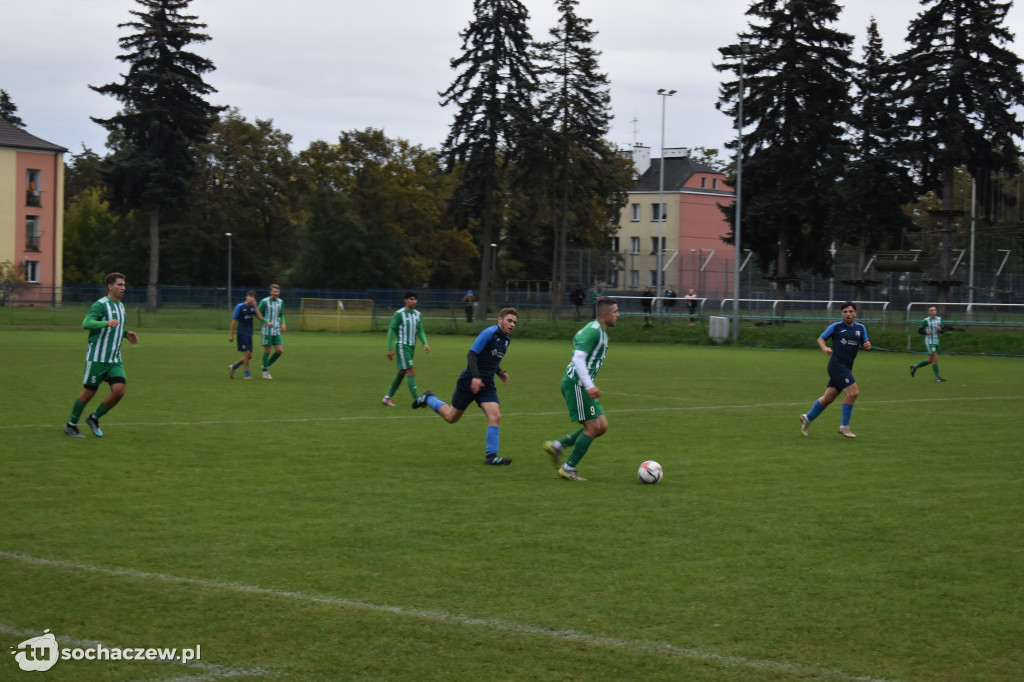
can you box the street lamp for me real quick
[718,42,754,342]
[657,88,676,312]
[225,232,232,308]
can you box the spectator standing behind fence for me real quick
[641,287,654,325]
[570,285,585,320]
[684,289,699,326]
[462,290,477,323]
[664,286,676,315]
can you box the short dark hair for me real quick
[104,272,125,286]
[842,300,857,311]
[404,291,418,299]
[596,296,617,317]
[246,290,257,298]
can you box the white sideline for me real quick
[1,551,897,682]
[1,395,1019,430]
[0,623,272,681]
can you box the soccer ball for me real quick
[638,460,663,484]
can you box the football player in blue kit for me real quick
[412,307,518,465]
[799,301,872,439]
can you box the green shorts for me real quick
[561,375,604,423]
[393,343,416,370]
[82,360,126,388]
[925,342,939,354]
[261,333,284,347]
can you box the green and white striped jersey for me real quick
[565,321,609,385]
[389,308,426,347]
[919,315,943,344]
[259,296,285,333]
[83,296,127,363]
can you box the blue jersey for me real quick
[821,320,869,371]
[460,325,511,383]
[233,301,258,336]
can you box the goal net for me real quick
[299,298,375,332]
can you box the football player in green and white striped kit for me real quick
[910,306,946,382]
[543,296,619,481]
[64,272,140,438]
[382,291,430,406]
[258,284,286,379]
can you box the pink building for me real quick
[614,146,736,300]
[0,118,66,304]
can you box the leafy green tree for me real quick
[716,0,854,295]
[173,109,301,286]
[532,0,627,300]
[439,0,538,311]
[889,0,1024,300]
[831,19,915,272]
[0,89,24,127]
[62,187,144,285]
[293,130,471,289]
[90,0,222,310]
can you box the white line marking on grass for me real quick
[1,551,898,682]
[3,395,1019,431]
[0,624,273,680]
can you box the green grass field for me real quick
[2,328,1022,681]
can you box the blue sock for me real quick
[231,362,240,369]
[426,395,445,413]
[244,369,251,377]
[486,426,500,456]
[841,403,853,426]
[806,399,826,422]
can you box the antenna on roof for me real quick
[631,116,640,146]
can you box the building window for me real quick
[650,203,666,221]
[26,169,42,207]
[629,203,640,221]
[649,236,666,254]
[701,177,707,189]
[25,216,41,251]
[649,270,658,286]
[629,237,640,254]
[607,270,618,287]
[629,270,639,287]
[713,178,719,189]
[25,260,40,283]
[610,237,620,252]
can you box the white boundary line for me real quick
[1,550,897,682]
[1,395,1019,431]
[0,623,273,681]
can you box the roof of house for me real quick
[633,156,727,193]
[0,117,67,153]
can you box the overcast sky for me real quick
[4,1,1023,159]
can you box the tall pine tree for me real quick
[91,0,222,311]
[439,0,538,313]
[716,0,854,296]
[0,89,25,127]
[533,0,626,303]
[889,0,1024,301]
[831,19,915,278]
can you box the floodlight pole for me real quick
[719,42,752,343]
[657,88,676,311]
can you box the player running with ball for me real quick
[799,301,872,439]
[543,296,619,480]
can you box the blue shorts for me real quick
[237,333,253,352]
[827,368,856,391]
[450,375,499,411]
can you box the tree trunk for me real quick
[147,207,160,313]
[936,166,956,304]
